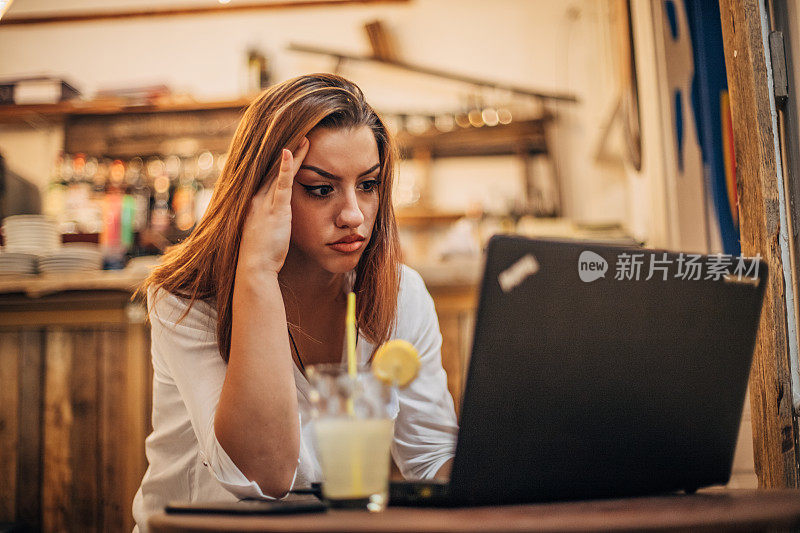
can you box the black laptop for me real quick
[391,235,767,506]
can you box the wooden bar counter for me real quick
[0,271,152,532]
[0,264,477,532]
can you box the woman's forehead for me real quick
[303,126,380,173]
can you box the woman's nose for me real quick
[335,190,365,228]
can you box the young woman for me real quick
[132,74,458,531]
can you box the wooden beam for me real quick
[719,0,799,487]
[0,0,408,26]
[288,43,579,103]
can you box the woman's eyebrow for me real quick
[299,163,380,181]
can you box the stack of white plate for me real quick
[2,215,61,253]
[0,251,38,277]
[38,243,103,274]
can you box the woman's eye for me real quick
[359,179,381,192]
[302,184,334,198]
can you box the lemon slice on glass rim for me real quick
[371,339,420,387]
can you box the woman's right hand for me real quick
[238,138,310,276]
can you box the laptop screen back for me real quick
[448,236,767,504]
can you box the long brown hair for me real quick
[140,73,402,362]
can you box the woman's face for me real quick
[287,126,381,275]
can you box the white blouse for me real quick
[132,265,459,532]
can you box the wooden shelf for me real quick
[397,116,552,158]
[395,208,465,227]
[0,96,253,125]
[1,96,554,161]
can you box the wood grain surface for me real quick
[100,327,135,532]
[0,331,20,521]
[16,329,44,530]
[0,270,147,299]
[42,327,74,532]
[148,489,800,533]
[70,330,101,530]
[430,286,478,416]
[718,0,799,487]
[1,289,152,531]
[0,0,409,27]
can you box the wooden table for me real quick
[148,489,800,532]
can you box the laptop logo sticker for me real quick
[498,254,540,292]
[578,251,608,282]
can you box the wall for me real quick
[0,0,629,229]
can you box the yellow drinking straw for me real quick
[345,292,363,496]
[346,292,357,415]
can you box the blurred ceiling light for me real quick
[467,109,484,128]
[128,157,144,174]
[498,108,513,125]
[481,108,499,127]
[110,160,126,185]
[0,0,14,22]
[197,151,214,171]
[147,157,166,179]
[154,175,171,195]
[383,115,400,136]
[165,155,182,177]
[434,114,455,132]
[84,157,99,177]
[216,152,228,173]
[454,113,471,129]
[406,115,430,136]
[218,0,232,4]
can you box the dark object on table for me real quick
[294,484,322,497]
[400,235,767,506]
[165,498,326,515]
[389,480,449,506]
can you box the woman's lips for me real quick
[328,238,365,253]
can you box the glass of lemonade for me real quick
[307,364,395,512]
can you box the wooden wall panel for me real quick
[438,313,463,416]
[719,0,800,487]
[42,327,74,532]
[70,330,101,530]
[124,319,152,532]
[16,329,44,531]
[100,327,132,532]
[41,327,134,532]
[1,292,152,532]
[0,331,20,522]
[430,285,478,418]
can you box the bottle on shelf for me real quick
[100,159,127,268]
[44,152,67,229]
[126,157,151,239]
[43,149,228,264]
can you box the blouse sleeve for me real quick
[148,288,297,500]
[390,267,459,479]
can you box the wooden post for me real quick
[719,0,799,487]
[0,331,20,522]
